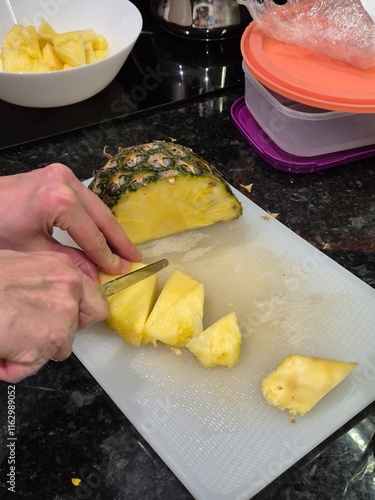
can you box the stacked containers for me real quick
[234,22,375,171]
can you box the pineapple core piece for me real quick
[262,354,358,416]
[89,141,243,245]
[99,263,157,347]
[144,269,204,348]
[186,312,242,368]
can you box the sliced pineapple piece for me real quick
[32,59,55,72]
[1,47,34,72]
[1,20,108,73]
[13,26,42,60]
[5,24,25,47]
[52,29,99,45]
[186,312,241,368]
[92,35,108,51]
[262,354,358,416]
[99,263,157,347]
[143,269,204,347]
[84,42,96,64]
[37,19,57,42]
[94,49,107,61]
[89,141,243,245]
[54,37,86,67]
[42,42,64,70]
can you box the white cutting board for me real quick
[55,186,375,500]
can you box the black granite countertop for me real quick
[0,87,375,500]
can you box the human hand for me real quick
[0,163,141,281]
[0,250,109,382]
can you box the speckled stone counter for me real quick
[0,87,375,499]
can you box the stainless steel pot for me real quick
[150,0,251,40]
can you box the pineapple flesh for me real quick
[99,263,157,347]
[143,269,204,347]
[262,354,358,416]
[186,312,242,368]
[89,141,243,244]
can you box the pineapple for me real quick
[37,19,57,42]
[143,269,204,347]
[99,263,157,347]
[84,42,97,64]
[42,42,64,70]
[89,141,242,245]
[5,24,24,47]
[12,25,42,60]
[54,37,86,67]
[262,354,358,417]
[1,20,108,72]
[186,312,242,368]
[1,47,35,72]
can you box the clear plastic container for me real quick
[243,62,375,157]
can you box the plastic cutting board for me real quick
[54,181,375,500]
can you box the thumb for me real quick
[48,242,99,282]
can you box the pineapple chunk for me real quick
[92,35,108,51]
[99,263,157,347]
[94,49,107,61]
[32,59,55,72]
[52,29,99,45]
[5,24,25,47]
[186,312,241,368]
[1,47,34,72]
[37,19,57,42]
[144,269,204,347]
[54,37,86,67]
[1,20,108,73]
[42,42,63,70]
[262,354,358,416]
[89,142,242,245]
[84,42,96,64]
[13,26,42,60]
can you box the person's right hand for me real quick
[0,249,109,383]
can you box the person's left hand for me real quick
[0,163,142,281]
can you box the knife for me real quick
[99,259,169,298]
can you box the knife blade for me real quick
[99,259,169,298]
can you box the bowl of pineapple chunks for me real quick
[0,0,142,107]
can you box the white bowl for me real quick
[0,0,142,108]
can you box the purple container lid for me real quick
[231,97,375,174]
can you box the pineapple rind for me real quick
[262,354,358,416]
[186,311,242,368]
[89,141,242,244]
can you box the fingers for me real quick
[79,184,143,262]
[76,272,110,330]
[0,359,40,383]
[48,242,100,282]
[41,165,142,274]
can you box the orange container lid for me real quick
[241,22,375,113]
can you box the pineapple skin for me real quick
[262,354,358,416]
[89,141,243,244]
[186,311,242,368]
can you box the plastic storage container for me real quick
[243,62,375,157]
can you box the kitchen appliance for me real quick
[150,0,251,40]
